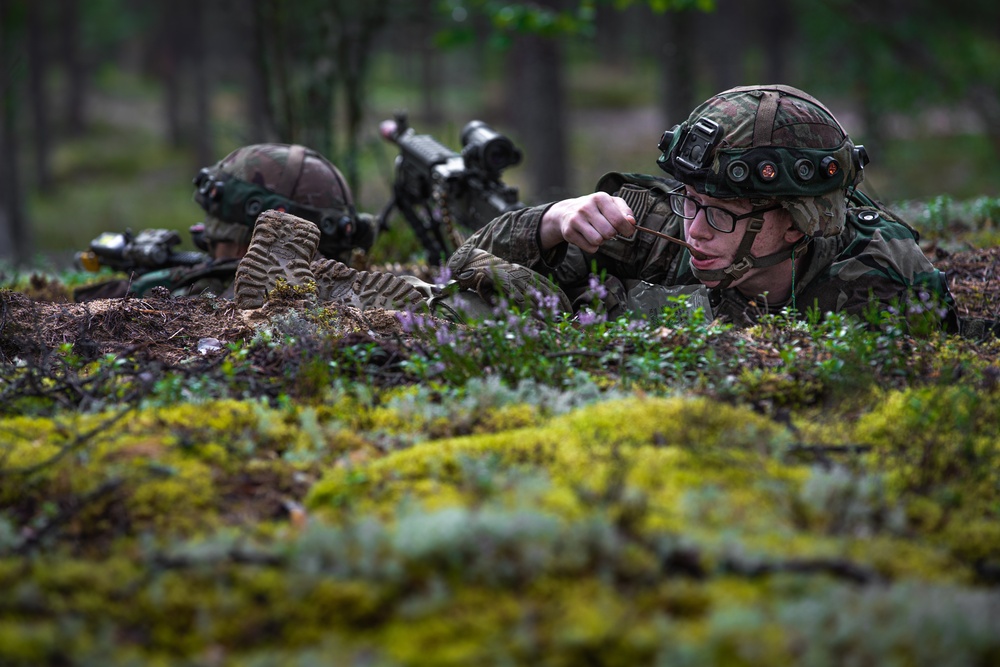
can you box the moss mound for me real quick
[2,395,999,664]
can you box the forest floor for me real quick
[3,244,1000,665]
[4,245,999,370]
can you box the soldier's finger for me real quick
[601,196,637,236]
[586,197,631,241]
[565,220,603,253]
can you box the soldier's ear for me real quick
[783,227,805,244]
[774,208,804,244]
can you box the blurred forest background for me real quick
[1,0,999,268]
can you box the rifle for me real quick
[76,227,210,276]
[379,113,525,264]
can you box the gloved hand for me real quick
[450,247,571,314]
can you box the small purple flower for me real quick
[586,274,608,301]
[433,266,452,289]
[397,310,417,333]
[435,326,456,345]
[576,308,606,327]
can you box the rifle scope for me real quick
[460,121,522,176]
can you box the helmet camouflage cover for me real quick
[656,84,869,237]
[193,143,369,257]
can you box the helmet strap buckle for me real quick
[724,255,754,280]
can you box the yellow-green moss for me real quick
[4,389,1000,664]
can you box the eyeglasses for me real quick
[669,192,781,233]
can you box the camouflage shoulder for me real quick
[594,172,681,196]
[848,189,921,239]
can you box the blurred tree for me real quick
[503,0,572,201]
[248,0,392,192]
[149,0,211,165]
[0,0,30,264]
[658,7,697,126]
[417,0,444,125]
[797,0,1000,157]
[58,0,86,137]
[156,3,187,150]
[26,0,52,193]
[189,0,212,166]
[440,0,715,200]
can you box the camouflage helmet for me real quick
[656,84,869,237]
[193,143,372,258]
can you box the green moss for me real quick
[3,386,1000,663]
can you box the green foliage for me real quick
[4,265,1000,662]
[893,194,1000,247]
[29,125,198,253]
[435,0,714,49]
[399,292,730,391]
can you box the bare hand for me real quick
[539,192,636,253]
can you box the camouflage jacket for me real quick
[454,172,958,331]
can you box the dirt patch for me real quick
[936,246,1000,320]
[0,288,412,366]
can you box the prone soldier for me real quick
[74,143,373,302]
[231,84,966,336]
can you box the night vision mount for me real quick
[656,117,870,200]
[192,168,357,242]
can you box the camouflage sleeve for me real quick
[451,204,600,290]
[451,186,689,299]
[796,211,958,331]
[453,204,558,272]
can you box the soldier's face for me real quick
[682,188,803,292]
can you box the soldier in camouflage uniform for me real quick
[446,84,958,330]
[234,85,959,332]
[74,143,374,302]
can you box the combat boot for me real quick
[310,258,427,311]
[234,210,320,309]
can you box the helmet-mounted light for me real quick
[656,86,868,202]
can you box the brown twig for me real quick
[632,225,709,260]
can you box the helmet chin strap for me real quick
[690,214,811,290]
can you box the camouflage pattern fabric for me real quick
[448,246,572,313]
[451,173,958,332]
[658,85,862,237]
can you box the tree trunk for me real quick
[505,19,569,202]
[26,0,52,192]
[418,0,442,125]
[59,0,85,136]
[594,1,627,66]
[659,9,697,128]
[245,0,273,143]
[158,3,183,148]
[190,0,212,167]
[0,0,31,265]
[334,3,389,194]
[758,0,794,84]
[703,0,748,92]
